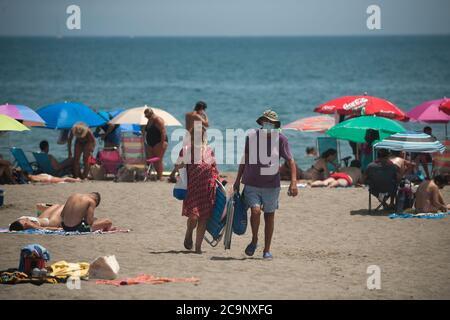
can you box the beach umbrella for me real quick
[283,115,335,132]
[0,114,30,132]
[407,98,450,123]
[314,95,408,121]
[406,98,450,138]
[0,103,45,127]
[326,116,406,143]
[36,101,107,129]
[109,105,182,126]
[439,99,450,115]
[97,109,141,133]
[373,131,446,153]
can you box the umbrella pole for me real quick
[446,123,448,140]
[356,144,359,161]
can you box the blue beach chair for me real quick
[204,180,228,247]
[10,147,37,174]
[32,152,58,176]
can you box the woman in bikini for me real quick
[143,108,168,181]
[311,160,363,188]
[8,204,64,231]
[67,122,96,179]
[306,148,338,183]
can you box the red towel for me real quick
[96,274,199,286]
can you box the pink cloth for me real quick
[96,274,200,286]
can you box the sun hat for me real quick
[72,122,89,138]
[256,109,281,128]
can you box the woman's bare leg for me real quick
[195,219,208,254]
[184,216,197,250]
[91,218,113,231]
[152,142,167,181]
[73,142,83,178]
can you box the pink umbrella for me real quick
[407,98,450,138]
[0,103,45,127]
[283,115,335,132]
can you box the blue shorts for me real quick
[243,185,281,213]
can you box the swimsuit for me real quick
[145,122,168,147]
[19,216,49,227]
[61,220,91,232]
[330,172,353,186]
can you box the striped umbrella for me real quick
[283,115,335,132]
[373,131,446,153]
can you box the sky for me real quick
[0,0,449,36]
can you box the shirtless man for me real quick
[185,101,209,132]
[389,151,415,178]
[60,192,114,232]
[9,204,64,231]
[415,175,450,213]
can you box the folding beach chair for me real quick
[120,132,158,181]
[10,147,38,174]
[204,180,228,247]
[32,152,58,176]
[97,147,123,176]
[366,164,398,214]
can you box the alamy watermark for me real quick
[66,5,81,30]
[366,265,381,290]
[366,5,381,30]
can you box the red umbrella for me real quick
[283,115,335,132]
[314,95,408,121]
[439,98,450,115]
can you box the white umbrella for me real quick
[109,105,182,126]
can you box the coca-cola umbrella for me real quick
[314,95,408,121]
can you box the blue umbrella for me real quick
[37,102,106,129]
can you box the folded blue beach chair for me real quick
[32,152,58,176]
[204,180,228,247]
[10,147,37,174]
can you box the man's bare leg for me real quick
[263,212,274,254]
[91,218,113,231]
[250,207,261,246]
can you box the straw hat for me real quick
[256,109,281,128]
[72,122,89,138]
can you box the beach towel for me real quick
[49,261,90,281]
[0,269,58,285]
[0,228,131,236]
[95,274,199,286]
[389,212,449,219]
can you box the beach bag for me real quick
[115,165,136,182]
[89,164,106,180]
[232,192,248,235]
[18,244,50,275]
[89,255,120,280]
[173,167,188,200]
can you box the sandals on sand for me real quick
[245,243,257,256]
[263,252,273,260]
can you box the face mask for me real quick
[262,122,275,130]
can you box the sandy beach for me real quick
[0,175,449,300]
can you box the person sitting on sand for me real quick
[60,192,115,232]
[311,160,363,188]
[39,140,73,176]
[68,122,96,179]
[8,204,64,231]
[305,148,338,182]
[415,175,450,213]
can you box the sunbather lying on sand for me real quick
[311,160,363,188]
[9,204,64,231]
[23,172,81,184]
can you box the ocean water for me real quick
[1,36,450,172]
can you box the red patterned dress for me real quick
[181,146,219,220]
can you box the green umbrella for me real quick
[326,116,406,143]
[0,114,30,132]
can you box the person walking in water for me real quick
[143,108,168,181]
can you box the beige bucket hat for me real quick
[256,109,281,128]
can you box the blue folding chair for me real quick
[32,152,58,176]
[10,147,38,174]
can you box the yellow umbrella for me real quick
[0,114,30,132]
[109,105,182,126]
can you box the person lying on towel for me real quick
[9,204,65,231]
[311,160,363,188]
[415,175,450,213]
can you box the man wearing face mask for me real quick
[233,109,298,260]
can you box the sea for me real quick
[1,36,450,172]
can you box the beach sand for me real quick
[0,175,449,300]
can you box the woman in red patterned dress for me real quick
[178,126,218,254]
